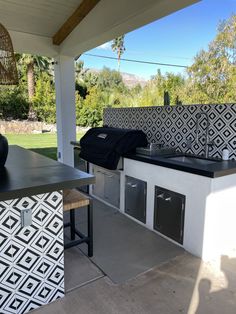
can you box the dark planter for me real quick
[0,134,8,167]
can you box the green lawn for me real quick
[7,132,85,160]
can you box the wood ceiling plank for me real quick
[53,0,100,45]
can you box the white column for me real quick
[54,55,76,166]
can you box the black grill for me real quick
[79,127,148,170]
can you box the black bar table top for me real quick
[0,145,95,201]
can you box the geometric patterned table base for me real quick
[0,191,64,314]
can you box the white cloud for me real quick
[97,41,111,50]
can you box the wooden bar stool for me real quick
[63,189,93,257]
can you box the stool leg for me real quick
[70,209,76,240]
[87,200,93,257]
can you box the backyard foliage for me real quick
[0,15,235,127]
[186,15,236,104]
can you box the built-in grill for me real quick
[79,127,148,170]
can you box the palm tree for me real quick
[16,54,50,120]
[75,60,88,84]
[111,35,126,71]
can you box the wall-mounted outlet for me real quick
[21,208,32,228]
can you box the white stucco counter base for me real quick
[120,158,236,262]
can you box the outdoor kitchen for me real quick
[72,103,236,262]
[1,0,236,313]
[1,103,236,314]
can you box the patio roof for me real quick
[1,0,200,57]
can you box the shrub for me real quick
[0,86,29,119]
[32,73,56,123]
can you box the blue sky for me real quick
[80,0,236,80]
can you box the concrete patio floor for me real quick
[33,199,236,314]
[33,251,236,314]
[64,199,184,284]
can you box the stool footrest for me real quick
[64,237,90,249]
[64,223,87,241]
[75,229,86,239]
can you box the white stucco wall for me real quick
[121,158,236,261]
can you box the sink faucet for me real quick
[195,112,212,158]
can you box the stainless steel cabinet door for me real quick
[104,171,120,208]
[154,186,185,244]
[93,166,105,199]
[125,176,147,223]
[92,166,120,208]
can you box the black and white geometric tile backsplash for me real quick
[104,104,236,159]
[0,191,64,314]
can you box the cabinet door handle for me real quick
[96,170,114,178]
[156,193,171,201]
[157,193,164,199]
[97,170,106,175]
[127,182,137,188]
[104,173,114,178]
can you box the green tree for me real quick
[0,85,29,120]
[138,80,162,107]
[111,35,126,71]
[187,15,236,103]
[77,87,105,127]
[75,60,88,98]
[32,72,56,123]
[16,54,51,119]
[152,70,185,105]
[97,67,126,91]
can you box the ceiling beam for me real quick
[53,0,100,46]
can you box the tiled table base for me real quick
[0,191,64,314]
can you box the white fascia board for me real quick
[59,0,200,57]
[9,30,59,57]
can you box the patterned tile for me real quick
[0,191,64,314]
[1,293,18,314]
[0,284,14,313]
[104,104,236,159]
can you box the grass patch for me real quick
[6,132,85,160]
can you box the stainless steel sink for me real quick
[166,156,220,165]
[136,145,175,157]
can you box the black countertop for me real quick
[0,146,95,201]
[70,140,236,178]
[125,153,236,178]
[71,140,81,147]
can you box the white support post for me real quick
[54,55,76,166]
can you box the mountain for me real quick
[120,72,147,88]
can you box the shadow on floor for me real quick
[195,255,236,314]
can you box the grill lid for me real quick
[79,127,148,170]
